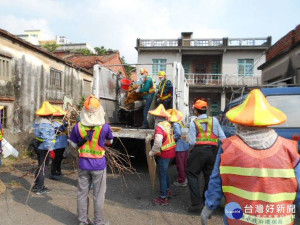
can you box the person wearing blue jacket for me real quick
[50,106,68,180]
[32,101,56,195]
[167,109,190,187]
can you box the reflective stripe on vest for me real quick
[158,80,171,100]
[35,137,56,143]
[220,135,298,225]
[77,122,105,159]
[142,77,155,94]
[194,117,218,145]
[0,128,3,141]
[159,121,176,151]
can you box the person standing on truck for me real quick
[148,104,176,206]
[200,89,300,225]
[68,95,112,225]
[187,99,226,213]
[167,109,190,187]
[33,101,57,195]
[156,71,173,110]
[50,106,68,180]
[135,68,155,128]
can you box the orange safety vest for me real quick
[0,128,3,141]
[77,122,105,159]
[159,121,176,152]
[194,117,218,146]
[158,80,172,101]
[220,135,299,225]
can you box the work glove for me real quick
[201,206,213,225]
[135,87,140,93]
[63,121,68,128]
[149,150,156,157]
[0,148,3,154]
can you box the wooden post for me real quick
[145,134,156,191]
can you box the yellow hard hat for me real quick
[140,68,148,75]
[36,101,57,116]
[226,89,287,126]
[148,104,171,118]
[52,105,67,116]
[158,71,166,78]
[84,95,101,113]
[167,109,183,123]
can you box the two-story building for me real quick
[136,32,271,115]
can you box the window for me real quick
[50,68,62,87]
[0,56,11,80]
[267,95,300,128]
[152,59,167,76]
[0,106,7,128]
[238,59,254,75]
[182,62,190,73]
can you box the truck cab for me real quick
[220,86,300,151]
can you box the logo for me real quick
[225,202,243,219]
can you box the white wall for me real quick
[222,51,266,75]
[137,51,181,78]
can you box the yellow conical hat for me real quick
[226,89,287,126]
[52,105,67,116]
[167,109,183,123]
[36,101,57,116]
[148,104,171,118]
[0,106,3,110]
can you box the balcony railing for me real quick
[137,37,271,48]
[185,73,261,86]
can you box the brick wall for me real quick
[266,24,300,61]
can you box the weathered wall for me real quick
[0,35,93,135]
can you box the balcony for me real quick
[185,73,262,87]
[137,37,271,48]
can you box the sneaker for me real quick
[152,197,169,206]
[188,204,203,214]
[173,181,187,187]
[50,174,61,180]
[32,185,40,192]
[35,187,51,195]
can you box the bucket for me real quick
[121,78,132,91]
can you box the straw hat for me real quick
[226,89,287,126]
[148,104,171,118]
[80,95,105,126]
[36,101,57,116]
[167,109,183,123]
[0,106,3,110]
[52,105,67,117]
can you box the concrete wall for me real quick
[0,35,93,133]
[222,51,266,75]
[137,51,181,78]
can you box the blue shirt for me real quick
[173,123,189,152]
[188,114,226,146]
[205,147,300,224]
[33,118,56,150]
[52,121,68,149]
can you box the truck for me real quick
[220,86,300,151]
[92,62,190,189]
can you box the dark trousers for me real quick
[162,99,172,110]
[158,157,172,198]
[175,151,189,183]
[51,148,65,176]
[142,96,153,127]
[34,149,50,189]
[186,145,217,206]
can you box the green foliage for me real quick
[43,42,60,53]
[75,49,94,56]
[121,56,132,77]
[94,46,107,55]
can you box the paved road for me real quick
[0,156,224,225]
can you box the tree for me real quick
[94,46,107,55]
[43,43,60,53]
[75,49,93,56]
[121,56,132,76]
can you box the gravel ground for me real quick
[0,154,224,225]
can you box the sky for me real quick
[0,0,299,63]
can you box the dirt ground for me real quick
[0,152,225,225]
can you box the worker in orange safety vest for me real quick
[201,89,300,225]
[148,104,176,206]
